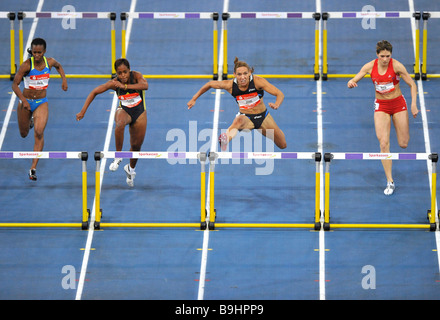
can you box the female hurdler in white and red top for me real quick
[348,40,419,195]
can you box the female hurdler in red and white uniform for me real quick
[187,57,287,151]
[348,40,419,195]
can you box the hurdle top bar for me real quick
[100,151,200,160]
[324,11,413,19]
[100,151,318,160]
[0,151,85,159]
[0,12,14,19]
[124,12,216,19]
[215,152,317,160]
[328,152,433,161]
[426,12,440,18]
[226,12,317,19]
[19,12,114,19]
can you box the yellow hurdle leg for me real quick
[322,22,328,77]
[19,14,23,65]
[10,26,15,77]
[314,27,319,77]
[95,169,101,223]
[209,170,215,223]
[315,171,321,225]
[324,171,330,224]
[201,171,206,224]
[431,172,437,224]
[110,13,116,75]
[212,13,219,79]
[414,15,420,76]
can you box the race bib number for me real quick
[236,92,261,110]
[26,73,50,90]
[375,82,395,94]
[118,92,142,108]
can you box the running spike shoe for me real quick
[109,158,122,171]
[384,181,395,196]
[29,168,37,181]
[124,164,136,187]
[218,133,228,151]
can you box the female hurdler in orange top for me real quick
[187,57,287,151]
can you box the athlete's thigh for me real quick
[115,107,132,126]
[32,102,49,134]
[392,110,409,141]
[373,111,391,141]
[129,111,147,146]
[260,114,284,139]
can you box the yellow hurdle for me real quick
[313,13,320,79]
[222,13,228,80]
[0,151,89,229]
[429,153,438,227]
[94,152,102,229]
[322,152,438,231]
[414,12,421,78]
[0,223,83,228]
[18,12,23,65]
[208,152,217,229]
[121,13,127,59]
[9,12,15,79]
[212,13,219,79]
[421,12,430,79]
[199,153,207,229]
[315,153,322,229]
[110,13,116,76]
[207,152,322,230]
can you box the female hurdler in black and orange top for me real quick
[187,57,287,151]
[348,40,419,195]
[76,58,148,187]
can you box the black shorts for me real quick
[238,109,269,129]
[121,104,145,124]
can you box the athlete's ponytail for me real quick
[233,57,254,73]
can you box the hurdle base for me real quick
[324,223,434,230]
[0,223,83,228]
[209,223,316,229]
[96,223,202,229]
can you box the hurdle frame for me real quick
[419,12,440,80]
[119,12,220,80]
[16,11,117,78]
[93,151,207,230]
[0,12,16,79]
[206,151,322,230]
[221,12,321,80]
[321,11,421,80]
[0,151,89,229]
[323,152,438,231]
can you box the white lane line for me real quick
[408,0,440,275]
[75,0,137,301]
[315,0,326,301]
[197,0,229,300]
[0,0,45,150]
